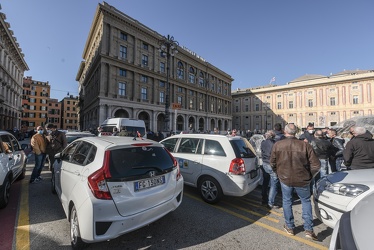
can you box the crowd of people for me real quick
[257,122,374,241]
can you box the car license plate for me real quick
[249,169,258,179]
[134,176,165,192]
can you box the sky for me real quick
[2,0,374,101]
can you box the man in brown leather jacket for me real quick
[270,123,320,241]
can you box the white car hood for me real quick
[327,169,374,186]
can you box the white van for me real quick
[100,118,146,138]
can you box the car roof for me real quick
[73,136,162,150]
[162,133,243,140]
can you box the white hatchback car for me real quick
[314,168,374,228]
[160,134,260,204]
[51,136,183,249]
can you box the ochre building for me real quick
[232,69,374,132]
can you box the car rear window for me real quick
[230,138,256,158]
[108,146,174,179]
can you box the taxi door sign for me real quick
[172,103,181,110]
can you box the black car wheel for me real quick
[198,176,223,204]
[0,177,11,208]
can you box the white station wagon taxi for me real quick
[160,134,260,204]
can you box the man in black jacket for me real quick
[299,123,315,143]
[310,130,335,183]
[343,126,374,169]
[327,129,345,171]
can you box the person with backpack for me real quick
[45,124,67,171]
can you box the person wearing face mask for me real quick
[30,126,47,184]
[299,123,315,143]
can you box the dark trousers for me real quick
[260,165,270,204]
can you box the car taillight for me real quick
[229,158,246,175]
[87,151,112,200]
[165,148,182,181]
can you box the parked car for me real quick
[313,168,374,228]
[51,136,183,249]
[65,131,96,144]
[160,134,260,204]
[0,131,27,208]
[329,191,374,250]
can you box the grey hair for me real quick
[353,126,367,136]
[265,130,276,139]
[284,123,297,136]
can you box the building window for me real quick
[159,81,165,87]
[199,72,205,87]
[189,99,194,109]
[177,87,183,93]
[289,114,293,117]
[352,86,358,90]
[277,94,281,98]
[189,90,194,96]
[142,55,148,66]
[235,106,239,112]
[331,112,336,115]
[141,87,147,100]
[143,43,148,50]
[119,45,127,59]
[177,96,182,104]
[308,91,313,94]
[177,61,184,79]
[353,95,359,104]
[255,103,260,111]
[309,113,314,116]
[120,32,127,40]
[141,75,148,83]
[277,102,282,109]
[30,105,35,110]
[160,62,165,73]
[330,97,336,106]
[245,105,249,112]
[353,111,359,114]
[189,67,195,84]
[199,102,203,111]
[30,98,35,103]
[118,82,126,96]
[119,68,126,77]
[40,106,46,111]
[308,99,313,107]
[289,101,294,109]
[159,92,165,103]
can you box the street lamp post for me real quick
[159,35,179,133]
[264,102,269,130]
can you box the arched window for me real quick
[199,72,205,87]
[189,67,195,84]
[177,61,184,79]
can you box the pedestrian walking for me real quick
[260,130,279,209]
[270,123,320,241]
[30,126,47,184]
[45,124,67,171]
[343,126,374,169]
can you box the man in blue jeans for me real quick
[270,123,320,241]
[261,130,279,209]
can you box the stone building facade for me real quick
[0,8,29,130]
[232,69,374,132]
[76,2,233,133]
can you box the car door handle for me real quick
[74,171,80,176]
